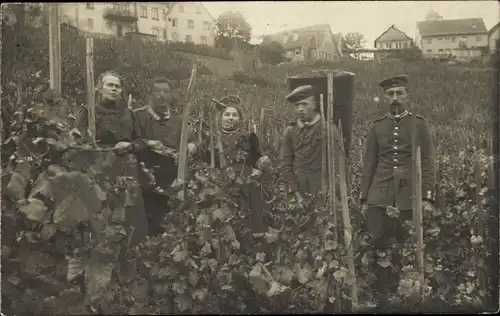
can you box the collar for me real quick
[222,127,240,134]
[387,110,409,120]
[297,114,321,128]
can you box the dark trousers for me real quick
[142,190,171,237]
[365,206,413,296]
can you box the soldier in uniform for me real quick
[134,76,199,237]
[360,75,437,303]
[280,85,327,206]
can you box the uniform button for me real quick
[394,132,398,136]
[394,127,399,130]
[394,139,398,143]
[394,152,398,155]
[393,146,398,149]
[393,159,398,162]
[394,166,398,169]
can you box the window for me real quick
[282,34,288,43]
[163,29,167,40]
[292,32,299,41]
[171,32,179,41]
[87,18,94,30]
[162,9,167,21]
[185,34,192,42]
[452,36,456,42]
[476,35,482,41]
[438,48,444,52]
[426,49,432,53]
[117,25,123,38]
[188,20,194,29]
[152,8,159,20]
[140,5,147,18]
[426,38,432,44]
[179,4,184,12]
[172,18,178,27]
[295,49,300,55]
[438,37,443,43]
[203,21,209,30]
[86,3,94,9]
[201,36,207,45]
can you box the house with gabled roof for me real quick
[488,22,500,53]
[415,17,488,59]
[262,24,343,62]
[373,25,414,60]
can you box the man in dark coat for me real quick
[360,74,436,303]
[134,76,199,237]
[280,85,327,206]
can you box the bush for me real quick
[166,41,233,60]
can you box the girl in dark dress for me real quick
[206,96,272,233]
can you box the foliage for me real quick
[215,11,252,50]
[259,41,288,65]
[343,32,365,50]
[1,20,497,314]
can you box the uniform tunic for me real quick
[73,104,149,248]
[360,111,436,211]
[280,116,325,195]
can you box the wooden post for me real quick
[198,105,204,144]
[319,95,328,194]
[413,146,425,298]
[86,38,96,143]
[49,4,62,95]
[215,115,225,169]
[337,120,358,311]
[177,63,197,184]
[208,107,215,168]
[258,107,265,141]
[327,73,338,244]
[473,154,487,296]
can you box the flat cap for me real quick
[379,75,408,91]
[285,85,315,103]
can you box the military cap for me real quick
[285,85,315,103]
[379,75,409,91]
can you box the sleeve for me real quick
[360,124,378,204]
[72,107,88,136]
[130,110,148,153]
[279,126,298,192]
[419,119,437,202]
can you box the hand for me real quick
[422,200,435,215]
[147,140,162,149]
[295,191,305,210]
[187,143,197,156]
[114,142,132,155]
[256,155,271,171]
[361,204,368,219]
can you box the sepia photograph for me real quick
[1,1,499,314]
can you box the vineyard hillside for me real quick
[1,20,499,315]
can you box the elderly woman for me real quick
[203,96,271,233]
[70,71,149,248]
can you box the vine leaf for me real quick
[19,198,48,222]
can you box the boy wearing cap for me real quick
[280,85,329,205]
[360,75,436,302]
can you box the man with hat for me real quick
[280,84,328,206]
[360,74,436,303]
[134,76,200,236]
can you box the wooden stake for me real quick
[473,154,487,295]
[198,105,204,144]
[215,115,225,169]
[208,107,215,168]
[327,73,338,244]
[338,120,358,310]
[411,105,425,299]
[49,4,61,95]
[177,63,197,184]
[85,38,96,143]
[319,94,328,195]
[258,107,265,141]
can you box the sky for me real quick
[204,1,499,47]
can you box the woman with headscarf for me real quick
[203,96,272,233]
[70,71,149,247]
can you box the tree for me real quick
[343,32,365,50]
[215,11,252,50]
[259,41,287,65]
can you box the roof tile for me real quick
[417,18,487,37]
